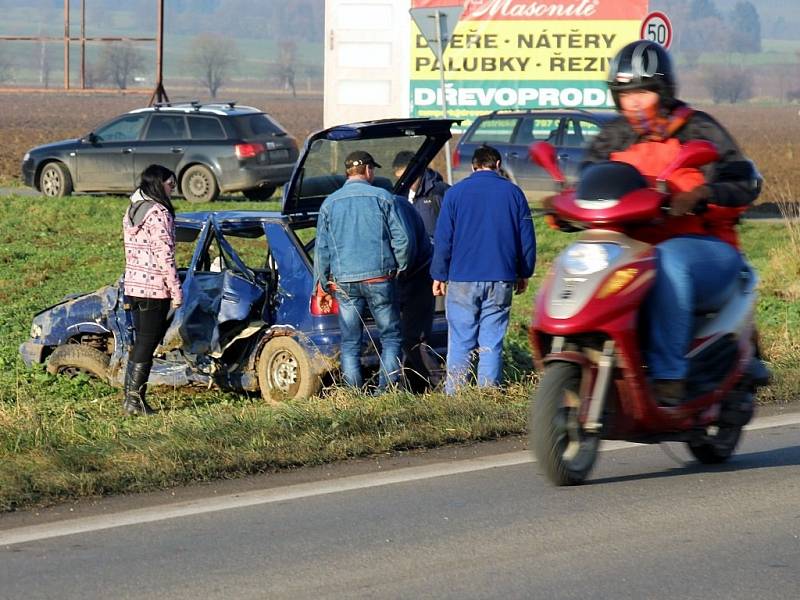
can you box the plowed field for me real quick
[0,92,797,202]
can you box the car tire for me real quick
[243,185,277,201]
[46,344,109,381]
[257,336,322,403]
[181,165,219,203]
[39,162,74,198]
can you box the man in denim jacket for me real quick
[431,145,536,394]
[314,150,410,390]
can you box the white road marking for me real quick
[1,412,797,547]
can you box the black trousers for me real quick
[398,267,435,392]
[128,297,171,363]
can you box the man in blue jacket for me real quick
[315,150,410,391]
[431,145,536,394]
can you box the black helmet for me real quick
[607,40,677,108]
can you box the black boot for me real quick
[653,379,686,407]
[123,361,156,415]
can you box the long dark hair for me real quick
[138,164,176,217]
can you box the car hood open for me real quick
[281,118,458,216]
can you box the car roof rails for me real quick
[488,107,596,116]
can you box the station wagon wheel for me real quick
[257,337,321,403]
[242,185,277,201]
[181,165,219,203]
[39,162,73,198]
[46,344,109,381]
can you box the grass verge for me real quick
[0,194,798,511]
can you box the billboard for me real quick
[410,0,649,125]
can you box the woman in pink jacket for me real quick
[122,164,183,415]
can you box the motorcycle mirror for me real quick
[656,140,719,182]
[529,142,566,184]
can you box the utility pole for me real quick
[148,0,169,105]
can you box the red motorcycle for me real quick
[527,140,769,486]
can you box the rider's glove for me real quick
[669,185,712,216]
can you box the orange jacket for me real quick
[611,138,746,248]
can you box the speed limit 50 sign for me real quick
[641,11,673,49]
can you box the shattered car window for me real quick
[192,231,224,273]
[219,223,271,271]
[175,225,200,270]
[291,223,316,262]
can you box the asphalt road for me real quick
[1,412,799,600]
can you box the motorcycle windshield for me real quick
[577,161,649,202]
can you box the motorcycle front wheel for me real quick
[530,362,600,486]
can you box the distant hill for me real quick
[651,0,800,40]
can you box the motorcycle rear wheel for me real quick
[687,423,742,464]
[531,362,600,486]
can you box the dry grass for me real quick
[705,104,800,204]
[760,183,800,302]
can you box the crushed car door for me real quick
[161,217,265,358]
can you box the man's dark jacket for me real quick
[412,168,449,239]
[585,104,760,207]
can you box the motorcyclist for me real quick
[584,40,762,406]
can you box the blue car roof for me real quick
[176,210,289,227]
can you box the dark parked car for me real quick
[452,108,616,201]
[21,101,299,202]
[19,118,456,401]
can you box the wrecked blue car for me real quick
[19,118,455,401]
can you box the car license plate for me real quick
[269,149,289,161]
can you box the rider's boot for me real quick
[653,379,686,407]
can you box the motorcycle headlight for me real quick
[561,243,621,275]
[30,322,42,339]
[23,152,30,162]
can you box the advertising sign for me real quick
[410,0,650,126]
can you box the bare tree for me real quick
[39,41,52,88]
[278,39,298,97]
[98,42,145,90]
[188,34,239,99]
[704,65,754,104]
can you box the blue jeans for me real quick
[445,281,514,394]
[334,280,403,390]
[648,235,743,380]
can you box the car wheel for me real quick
[39,162,74,198]
[257,337,322,403]
[242,185,277,201]
[181,165,219,203]
[46,344,109,381]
